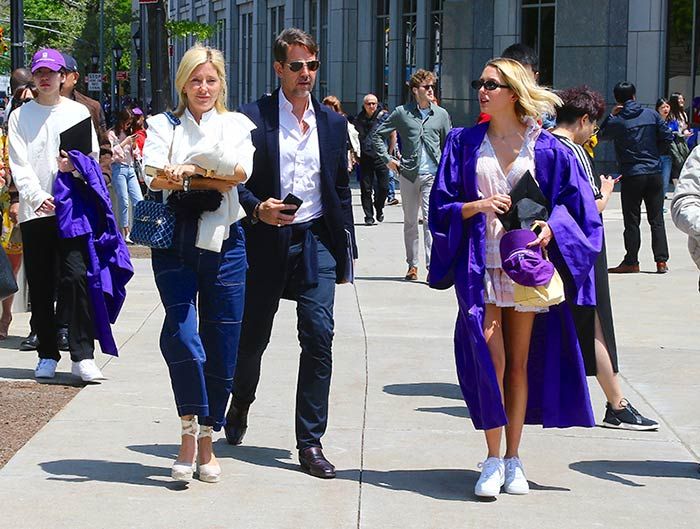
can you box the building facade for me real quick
[165,0,698,168]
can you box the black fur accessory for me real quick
[167,190,223,220]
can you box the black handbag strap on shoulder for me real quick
[147,111,181,202]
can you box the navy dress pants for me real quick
[152,219,246,430]
[232,233,336,449]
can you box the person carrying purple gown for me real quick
[428,58,603,498]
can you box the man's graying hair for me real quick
[273,28,319,63]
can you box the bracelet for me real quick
[252,202,261,224]
[183,175,191,192]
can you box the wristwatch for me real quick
[251,202,261,224]
[183,175,192,192]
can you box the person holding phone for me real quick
[224,28,357,479]
[108,108,145,241]
[7,48,102,381]
[428,58,602,498]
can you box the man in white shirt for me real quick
[8,48,103,382]
[224,28,356,479]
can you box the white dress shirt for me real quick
[278,90,323,224]
[144,107,256,252]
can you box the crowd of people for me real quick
[0,29,698,496]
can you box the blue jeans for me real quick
[659,155,672,198]
[152,220,246,430]
[387,169,397,200]
[111,162,144,229]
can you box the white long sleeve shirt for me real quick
[144,108,256,252]
[8,97,98,224]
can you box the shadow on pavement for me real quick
[569,460,700,487]
[39,459,188,491]
[0,367,85,386]
[0,336,26,349]
[384,382,463,400]
[354,276,427,284]
[415,406,470,419]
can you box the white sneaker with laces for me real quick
[474,457,505,497]
[504,456,529,494]
[71,359,105,382]
[35,359,58,379]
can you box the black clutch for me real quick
[167,190,223,220]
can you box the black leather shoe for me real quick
[19,333,39,351]
[57,328,69,352]
[224,402,249,445]
[299,447,336,479]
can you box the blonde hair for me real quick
[322,95,345,116]
[174,44,228,117]
[486,58,561,120]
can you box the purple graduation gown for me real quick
[428,123,602,430]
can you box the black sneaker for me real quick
[602,399,659,431]
[377,212,384,222]
[57,327,69,352]
[364,217,376,226]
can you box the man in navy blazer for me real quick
[224,28,357,479]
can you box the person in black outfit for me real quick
[552,86,658,430]
[354,93,391,225]
[598,82,673,274]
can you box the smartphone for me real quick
[282,192,303,215]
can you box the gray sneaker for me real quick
[602,399,658,431]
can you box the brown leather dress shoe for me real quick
[608,262,640,274]
[299,447,336,479]
[405,266,418,280]
[656,261,668,274]
[223,402,249,446]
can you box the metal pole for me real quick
[10,0,25,69]
[99,0,104,106]
[139,4,147,107]
[151,2,165,113]
[111,25,116,127]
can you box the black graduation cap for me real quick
[496,170,550,231]
[59,117,93,156]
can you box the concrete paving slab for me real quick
[0,190,698,529]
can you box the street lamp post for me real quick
[10,0,25,69]
[111,36,123,125]
[132,30,142,105]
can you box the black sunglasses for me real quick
[286,60,320,72]
[419,84,436,91]
[471,79,509,91]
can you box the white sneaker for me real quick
[35,359,58,379]
[474,457,505,497]
[504,456,529,494]
[71,359,105,382]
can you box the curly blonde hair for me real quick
[173,44,228,117]
[486,58,561,120]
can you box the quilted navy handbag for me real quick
[130,194,175,249]
[130,112,179,249]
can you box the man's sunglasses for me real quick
[419,84,436,91]
[285,60,320,72]
[471,79,509,91]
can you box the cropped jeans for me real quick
[152,219,246,430]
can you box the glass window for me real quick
[239,6,254,105]
[402,0,418,102]
[521,0,556,86]
[376,0,390,103]
[268,5,286,93]
[214,19,226,55]
[305,0,328,99]
[430,0,444,93]
[666,0,699,117]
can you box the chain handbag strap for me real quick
[147,111,181,203]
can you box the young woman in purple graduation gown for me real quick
[428,58,603,498]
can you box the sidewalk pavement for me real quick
[0,190,698,529]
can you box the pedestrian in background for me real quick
[322,95,361,173]
[372,69,451,280]
[600,82,673,274]
[355,93,391,225]
[144,44,255,483]
[108,108,145,241]
[429,58,602,498]
[656,98,674,202]
[552,86,658,431]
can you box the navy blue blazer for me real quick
[238,89,357,284]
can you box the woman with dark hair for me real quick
[552,85,658,432]
[656,98,674,202]
[429,59,602,498]
[108,108,145,241]
[669,92,691,136]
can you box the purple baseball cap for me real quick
[499,229,555,287]
[31,48,66,73]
